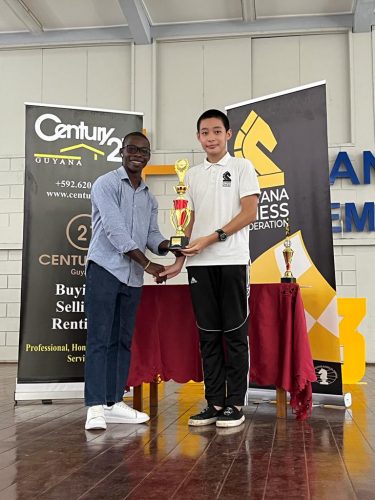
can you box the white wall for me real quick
[0,30,374,362]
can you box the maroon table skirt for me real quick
[127,283,316,419]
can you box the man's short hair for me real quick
[197,109,230,132]
[122,131,149,147]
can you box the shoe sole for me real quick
[188,417,218,426]
[105,415,150,424]
[216,415,245,428]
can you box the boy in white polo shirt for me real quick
[160,109,260,427]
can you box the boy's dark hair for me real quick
[122,131,149,147]
[197,109,230,132]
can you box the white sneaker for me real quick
[85,405,107,430]
[103,401,150,424]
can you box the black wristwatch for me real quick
[215,229,227,241]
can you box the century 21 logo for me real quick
[234,110,284,189]
[34,113,121,162]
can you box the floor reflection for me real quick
[0,365,374,499]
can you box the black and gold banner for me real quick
[226,83,342,395]
[16,104,142,399]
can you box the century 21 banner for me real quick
[16,104,142,400]
[226,82,343,395]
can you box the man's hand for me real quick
[145,262,166,283]
[158,240,170,253]
[158,239,183,257]
[125,249,166,282]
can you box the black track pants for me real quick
[187,265,249,407]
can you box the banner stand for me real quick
[246,389,352,409]
[14,382,134,403]
[15,382,84,402]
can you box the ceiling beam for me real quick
[117,0,151,44]
[0,14,354,49]
[353,0,375,32]
[152,14,353,38]
[0,27,132,49]
[4,0,42,33]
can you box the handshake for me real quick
[144,261,167,284]
[143,243,183,284]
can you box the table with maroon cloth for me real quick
[127,283,316,420]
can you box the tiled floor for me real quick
[0,364,375,499]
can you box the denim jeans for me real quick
[84,261,142,406]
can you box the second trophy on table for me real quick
[281,220,296,283]
[169,159,191,250]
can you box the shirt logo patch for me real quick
[222,171,231,187]
[190,277,198,284]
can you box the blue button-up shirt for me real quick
[87,167,167,287]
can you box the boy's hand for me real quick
[158,258,185,280]
[181,236,212,256]
[169,249,183,257]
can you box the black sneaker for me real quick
[216,406,245,428]
[188,406,223,426]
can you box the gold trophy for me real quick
[169,159,191,249]
[281,220,296,283]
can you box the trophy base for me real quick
[169,236,189,250]
[281,277,297,283]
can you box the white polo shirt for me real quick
[184,152,260,266]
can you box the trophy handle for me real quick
[184,209,191,230]
[169,209,177,231]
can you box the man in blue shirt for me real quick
[84,131,169,431]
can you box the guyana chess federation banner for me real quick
[226,82,344,398]
[16,104,142,401]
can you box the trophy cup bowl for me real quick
[169,160,191,250]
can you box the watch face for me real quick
[216,229,227,241]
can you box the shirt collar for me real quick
[117,166,148,190]
[203,152,231,170]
